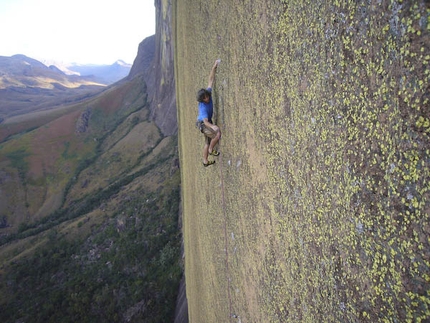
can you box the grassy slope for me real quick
[175,1,429,322]
[0,77,146,231]
[0,74,182,322]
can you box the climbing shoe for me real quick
[209,149,220,156]
[203,160,216,167]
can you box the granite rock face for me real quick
[129,0,176,137]
[129,35,156,79]
[130,3,186,322]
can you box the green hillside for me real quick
[0,76,147,229]
[0,74,182,322]
[175,1,429,322]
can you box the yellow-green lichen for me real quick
[175,0,430,322]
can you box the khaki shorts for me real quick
[197,121,218,145]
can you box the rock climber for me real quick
[196,59,221,167]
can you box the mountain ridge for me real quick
[0,54,107,123]
[0,54,133,87]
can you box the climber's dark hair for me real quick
[196,88,211,102]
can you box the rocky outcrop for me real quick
[75,107,91,133]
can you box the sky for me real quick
[0,0,155,65]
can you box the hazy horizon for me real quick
[0,0,155,65]
[1,54,137,67]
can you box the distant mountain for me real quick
[0,54,100,87]
[0,54,106,120]
[66,60,132,85]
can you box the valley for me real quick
[0,55,131,124]
[0,5,182,319]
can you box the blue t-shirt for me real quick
[197,87,213,122]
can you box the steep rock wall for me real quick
[130,2,186,321]
[175,1,430,322]
[128,35,156,79]
[130,0,177,136]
